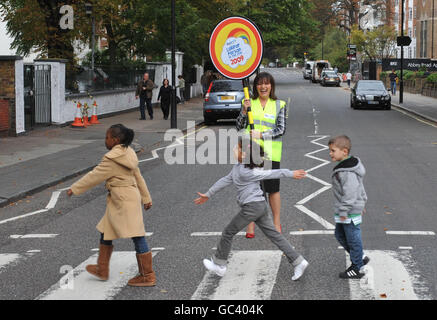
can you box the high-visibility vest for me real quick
[245,98,285,162]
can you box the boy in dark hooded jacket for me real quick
[328,135,369,279]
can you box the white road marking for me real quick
[0,253,21,272]
[37,250,161,300]
[348,250,431,300]
[399,246,413,250]
[191,250,283,300]
[385,231,435,236]
[289,230,335,235]
[0,251,39,272]
[10,234,58,239]
[294,135,335,230]
[191,232,246,237]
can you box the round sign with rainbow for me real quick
[209,16,263,80]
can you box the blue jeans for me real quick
[100,233,150,254]
[391,81,396,95]
[139,96,153,119]
[335,222,364,269]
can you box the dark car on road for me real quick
[203,79,245,124]
[350,80,391,110]
[320,70,341,86]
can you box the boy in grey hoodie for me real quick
[328,135,369,279]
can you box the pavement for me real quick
[0,97,205,207]
[341,80,437,124]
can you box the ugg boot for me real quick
[86,243,113,280]
[127,251,156,287]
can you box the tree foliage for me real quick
[351,24,396,61]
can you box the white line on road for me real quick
[289,230,335,235]
[191,250,282,300]
[10,234,58,239]
[37,250,161,300]
[385,231,435,236]
[191,232,246,237]
[349,250,430,300]
[293,135,335,230]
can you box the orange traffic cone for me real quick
[82,103,91,126]
[90,101,100,124]
[71,102,85,127]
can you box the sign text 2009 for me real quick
[231,55,244,65]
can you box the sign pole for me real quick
[242,77,254,130]
[400,0,404,104]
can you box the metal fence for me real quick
[65,64,156,94]
[34,64,51,124]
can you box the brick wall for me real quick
[0,59,16,137]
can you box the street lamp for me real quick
[85,3,95,72]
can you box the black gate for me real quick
[24,64,51,130]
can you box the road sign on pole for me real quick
[209,16,263,130]
[397,36,412,47]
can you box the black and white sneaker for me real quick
[339,267,364,279]
[345,255,370,273]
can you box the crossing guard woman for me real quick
[236,72,287,237]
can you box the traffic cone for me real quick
[71,102,85,127]
[82,103,91,126]
[90,100,100,124]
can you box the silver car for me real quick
[203,79,245,124]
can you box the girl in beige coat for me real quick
[67,124,155,287]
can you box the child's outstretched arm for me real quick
[251,168,307,181]
[193,171,233,204]
[194,192,209,205]
[67,157,114,197]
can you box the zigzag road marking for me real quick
[294,135,334,230]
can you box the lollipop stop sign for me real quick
[209,17,263,129]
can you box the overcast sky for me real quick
[1,20,37,61]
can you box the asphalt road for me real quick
[0,68,436,303]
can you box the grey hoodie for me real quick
[332,156,367,223]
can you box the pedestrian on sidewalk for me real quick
[135,72,155,120]
[158,78,171,120]
[194,137,309,281]
[389,69,398,95]
[236,72,287,238]
[177,75,185,104]
[67,124,156,287]
[328,135,369,279]
[346,71,352,88]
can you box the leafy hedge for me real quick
[427,73,437,83]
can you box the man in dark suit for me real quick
[135,73,155,120]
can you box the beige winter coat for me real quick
[71,145,152,240]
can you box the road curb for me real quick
[0,120,204,209]
[391,103,437,125]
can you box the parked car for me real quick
[203,79,245,124]
[303,61,314,79]
[350,80,391,110]
[320,70,341,86]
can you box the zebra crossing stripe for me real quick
[347,250,430,300]
[0,253,21,272]
[191,250,283,300]
[37,250,161,300]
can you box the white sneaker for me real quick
[292,259,309,281]
[203,258,227,277]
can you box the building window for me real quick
[420,20,428,58]
[409,8,412,20]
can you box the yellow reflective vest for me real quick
[245,98,285,162]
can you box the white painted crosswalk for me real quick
[37,250,161,300]
[192,250,283,300]
[0,247,433,300]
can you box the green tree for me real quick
[309,28,349,72]
[351,24,396,61]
